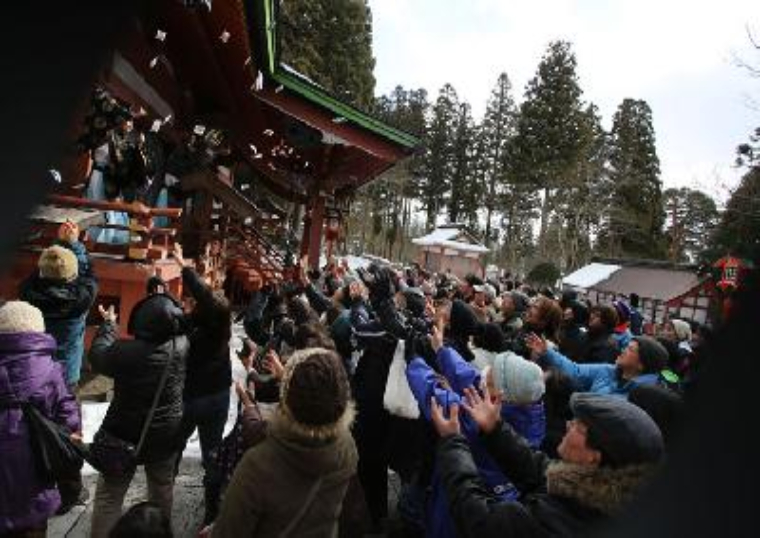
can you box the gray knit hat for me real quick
[491,351,545,404]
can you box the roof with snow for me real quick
[563,262,622,288]
[563,258,704,302]
[412,224,489,254]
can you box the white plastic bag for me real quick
[383,340,420,419]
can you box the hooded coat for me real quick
[437,421,656,537]
[89,294,189,463]
[212,405,358,537]
[19,241,98,384]
[0,332,80,531]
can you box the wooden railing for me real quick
[27,194,183,262]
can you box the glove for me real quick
[367,267,395,306]
[404,331,436,365]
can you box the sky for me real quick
[369,0,760,205]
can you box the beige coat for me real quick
[213,405,358,538]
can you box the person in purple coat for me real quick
[0,301,81,536]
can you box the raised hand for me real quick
[98,304,118,324]
[57,220,80,244]
[263,350,285,380]
[235,380,255,408]
[430,397,461,438]
[462,385,502,434]
[349,280,365,302]
[429,324,444,353]
[172,243,187,267]
[524,332,548,360]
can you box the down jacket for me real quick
[437,421,655,537]
[0,332,80,532]
[19,241,98,384]
[89,294,189,463]
[407,346,545,538]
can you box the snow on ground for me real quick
[81,323,251,474]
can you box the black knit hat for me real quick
[403,288,427,318]
[449,299,484,339]
[281,348,352,437]
[571,392,664,467]
[473,323,507,353]
[633,336,669,374]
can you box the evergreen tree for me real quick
[601,98,666,258]
[507,41,588,256]
[480,73,517,244]
[279,0,376,109]
[447,102,479,225]
[556,103,610,270]
[420,84,459,228]
[707,166,760,261]
[663,187,719,263]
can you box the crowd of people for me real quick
[1,225,707,537]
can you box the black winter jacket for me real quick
[437,422,607,537]
[181,267,232,399]
[89,296,189,463]
[577,330,619,364]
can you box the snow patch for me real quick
[562,263,621,289]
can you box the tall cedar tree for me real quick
[480,73,518,244]
[663,187,719,263]
[508,41,587,256]
[279,0,376,110]
[552,103,610,270]
[350,86,428,258]
[602,98,666,258]
[448,102,479,225]
[421,84,459,228]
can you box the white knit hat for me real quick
[670,319,692,342]
[492,351,545,404]
[0,301,46,334]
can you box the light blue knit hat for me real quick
[492,351,545,404]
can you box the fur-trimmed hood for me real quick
[270,399,355,445]
[546,461,656,515]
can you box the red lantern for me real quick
[714,256,742,291]
[325,220,340,242]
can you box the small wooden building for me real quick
[413,224,488,278]
[562,257,713,325]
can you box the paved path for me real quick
[48,323,404,537]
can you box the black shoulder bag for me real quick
[0,399,85,485]
[87,338,175,477]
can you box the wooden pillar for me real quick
[308,195,326,269]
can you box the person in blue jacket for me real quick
[19,221,98,388]
[406,326,546,538]
[527,332,669,397]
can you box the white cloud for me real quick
[370,0,760,193]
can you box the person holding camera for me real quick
[348,264,408,533]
